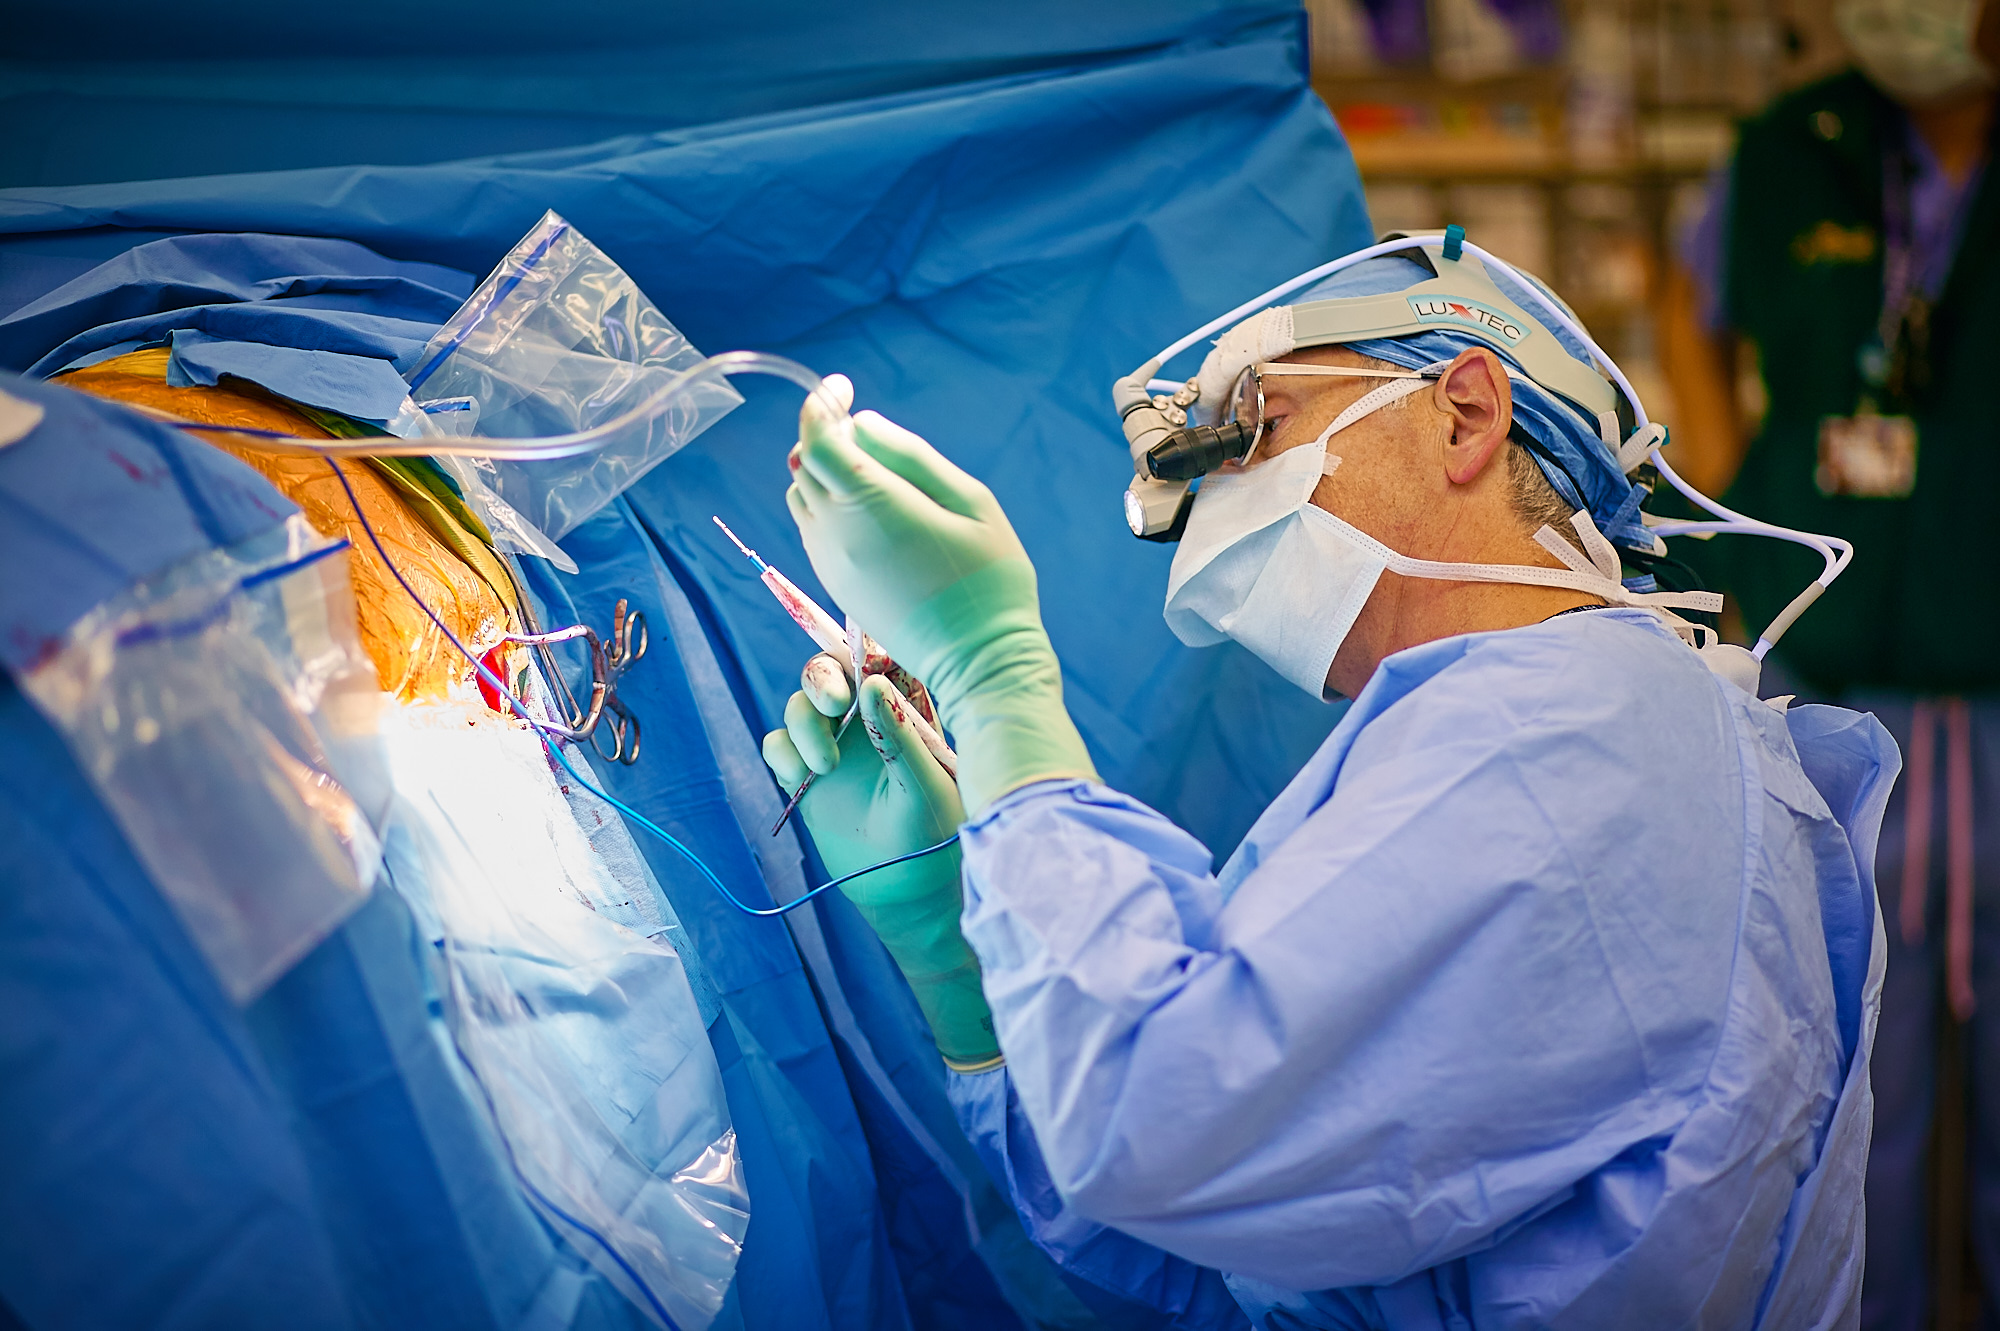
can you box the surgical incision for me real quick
[59,349,517,701]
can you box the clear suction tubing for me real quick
[168,350,852,460]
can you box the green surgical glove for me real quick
[762,653,1000,1068]
[785,376,1097,816]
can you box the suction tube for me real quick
[1136,234,1853,659]
[150,350,851,459]
[158,352,957,920]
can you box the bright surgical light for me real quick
[1123,488,1147,536]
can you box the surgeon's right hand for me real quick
[787,378,1098,816]
[763,653,1001,1070]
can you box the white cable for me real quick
[1148,234,1455,369]
[1652,519,1854,555]
[1450,239,1850,574]
[1451,236,1854,660]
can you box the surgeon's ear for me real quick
[1432,347,1514,487]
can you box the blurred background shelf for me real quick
[1307,0,1849,419]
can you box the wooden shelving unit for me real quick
[1305,0,1850,411]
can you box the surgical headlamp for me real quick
[1118,230,1629,539]
[1114,226,1856,661]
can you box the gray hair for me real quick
[1506,439,1583,549]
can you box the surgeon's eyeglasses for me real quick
[1227,362,1427,462]
[1143,361,1426,482]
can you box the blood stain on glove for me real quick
[857,634,938,726]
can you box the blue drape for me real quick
[0,24,1367,858]
[0,8,1370,1327]
[0,1,1298,186]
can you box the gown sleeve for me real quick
[952,635,1742,1293]
[946,1063,1251,1329]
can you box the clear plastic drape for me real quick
[380,704,748,1330]
[20,516,383,1003]
[407,211,742,541]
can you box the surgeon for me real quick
[762,239,1896,1328]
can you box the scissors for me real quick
[590,598,648,765]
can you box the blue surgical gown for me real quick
[945,608,1895,1329]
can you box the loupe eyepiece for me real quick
[1144,421,1253,481]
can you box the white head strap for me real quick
[1314,374,1434,446]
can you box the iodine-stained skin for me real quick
[55,350,512,702]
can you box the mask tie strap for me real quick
[1309,376,1436,463]
[1529,512,1622,587]
[1319,508,1723,614]
[1315,376,1434,445]
[1568,510,1625,582]
[1534,526,1600,578]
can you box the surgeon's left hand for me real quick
[788,376,1097,815]
[763,654,999,1069]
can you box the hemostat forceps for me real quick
[590,598,648,765]
[486,595,647,764]
[492,623,608,741]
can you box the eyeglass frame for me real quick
[1227,361,1428,462]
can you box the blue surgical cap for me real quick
[1289,256,1650,554]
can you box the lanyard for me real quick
[1877,148,1918,358]
[1872,134,1987,406]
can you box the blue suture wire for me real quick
[322,456,959,920]
[544,740,957,918]
[320,446,961,1322]
[322,457,686,1331]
